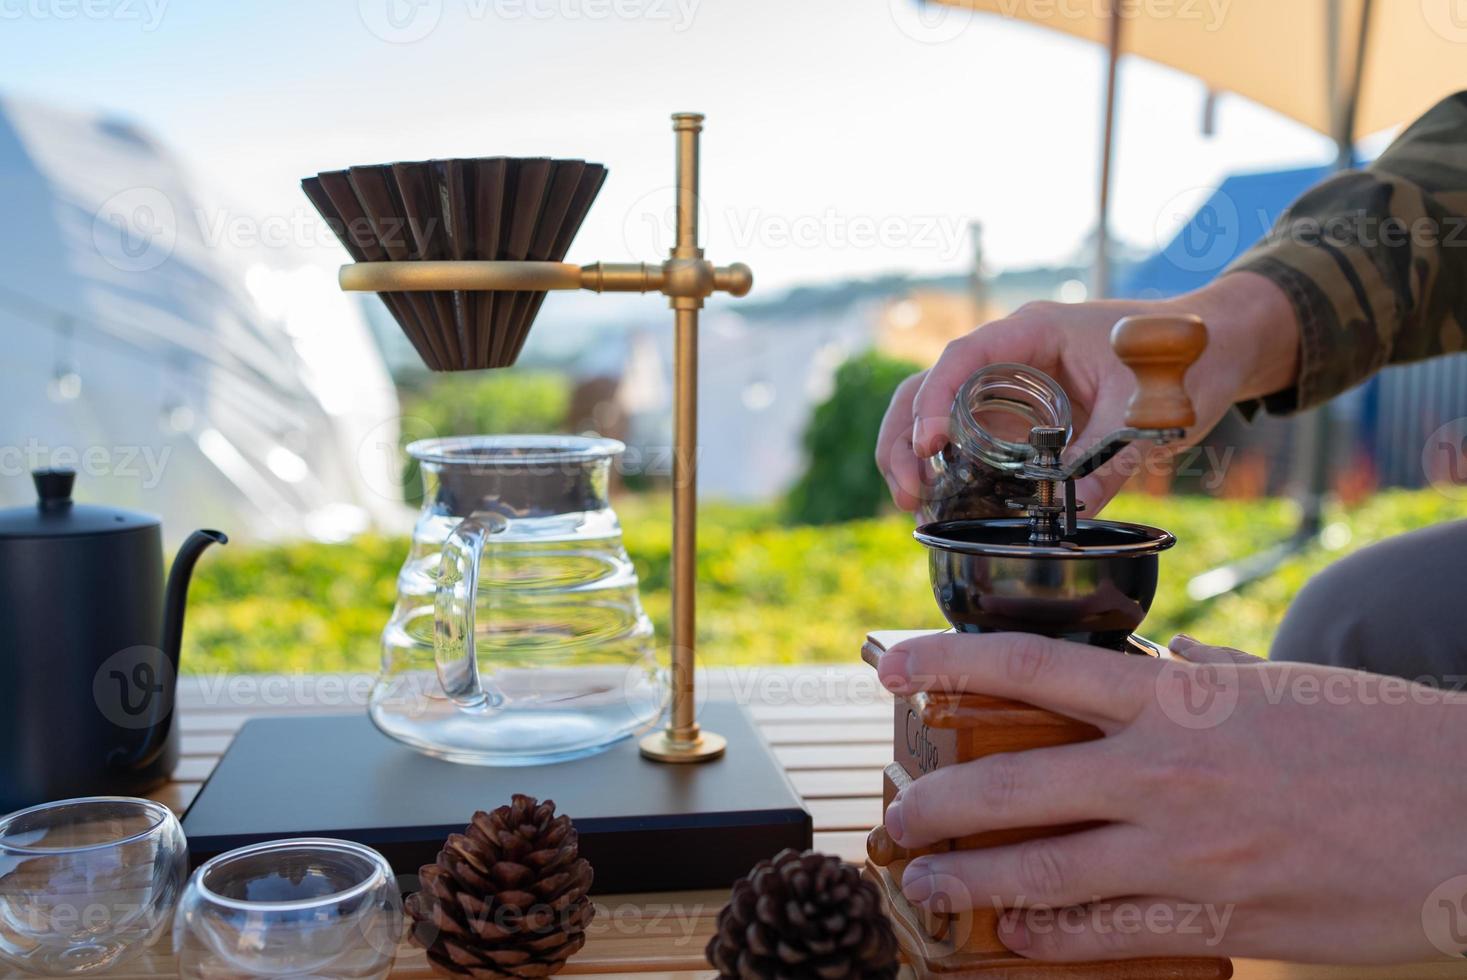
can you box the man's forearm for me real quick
[1166,271,1302,408]
[1222,92,1467,415]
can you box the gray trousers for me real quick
[1271,520,1467,688]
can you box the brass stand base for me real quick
[864,865,1231,980]
[638,728,726,763]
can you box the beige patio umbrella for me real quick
[936,0,1464,293]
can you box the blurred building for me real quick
[876,291,988,367]
[0,97,401,541]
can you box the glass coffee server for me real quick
[371,435,665,765]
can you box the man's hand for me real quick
[877,632,1467,965]
[875,274,1300,515]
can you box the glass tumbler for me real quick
[0,796,187,976]
[173,838,403,979]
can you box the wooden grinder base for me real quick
[861,631,1231,980]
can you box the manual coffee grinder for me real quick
[863,314,1233,979]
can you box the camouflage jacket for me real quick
[1229,91,1467,415]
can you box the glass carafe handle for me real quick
[433,513,506,710]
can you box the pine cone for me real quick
[406,795,595,979]
[706,849,899,980]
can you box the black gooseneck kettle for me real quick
[0,469,226,811]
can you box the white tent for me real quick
[0,97,402,542]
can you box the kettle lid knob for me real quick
[33,469,76,511]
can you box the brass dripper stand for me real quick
[338,113,751,763]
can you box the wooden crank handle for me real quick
[1110,314,1208,430]
[866,825,948,867]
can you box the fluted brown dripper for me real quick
[303,158,606,370]
[406,795,596,979]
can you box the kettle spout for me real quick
[161,529,228,674]
[114,529,227,778]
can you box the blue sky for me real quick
[1,0,1347,291]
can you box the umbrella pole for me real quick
[1291,0,1365,539]
[1297,0,1373,522]
[1094,2,1123,299]
[1187,0,1374,602]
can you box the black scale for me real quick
[182,701,810,892]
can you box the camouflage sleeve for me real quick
[1226,91,1467,416]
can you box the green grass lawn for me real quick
[181,490,1463,674]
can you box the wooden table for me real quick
[104,666,1467,979]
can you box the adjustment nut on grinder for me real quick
[1028,426,1066,456]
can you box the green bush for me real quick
[396,371,571,502]
[181,489,1463,673]
[403,371,571,437]
[785,350,922,525]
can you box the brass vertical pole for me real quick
[670,115,702,742]
[669,305,700,739]
[640,113,726,762]
[674,114,700,260]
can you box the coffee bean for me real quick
[924,444,1030,522]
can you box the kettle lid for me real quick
[0,469,159,539]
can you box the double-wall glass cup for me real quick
[173,838,402,979]
[0,796,186,975]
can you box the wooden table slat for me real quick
[760,721,889,745]
[747,702,891,723]
[788,769,884,799]
[179,733,234,756]
[805,796,883,832]
[813,830,872,865]
[775,743,890,770]
[172,757,219,782]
